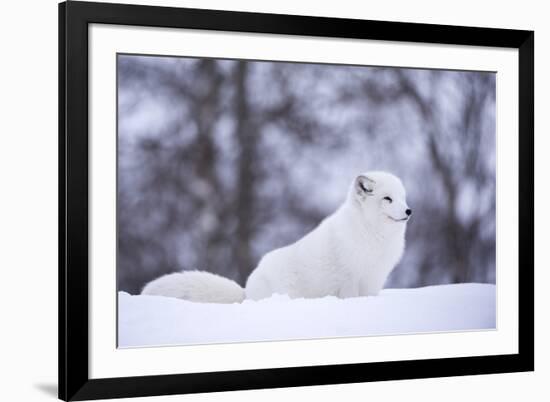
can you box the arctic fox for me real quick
[141,171,411,303]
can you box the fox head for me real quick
[351,171,412,227]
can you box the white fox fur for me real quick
[140,171,410,303]
[141,271,245,303]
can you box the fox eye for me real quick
[383,196,393,203]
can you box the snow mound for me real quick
[118,283,495,348]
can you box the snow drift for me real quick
[118,283,495,348]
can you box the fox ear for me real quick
[355,175,375,197]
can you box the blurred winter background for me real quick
[117,54,496,295]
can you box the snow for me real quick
[118,283,495,348]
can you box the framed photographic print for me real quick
[59,1,534,400]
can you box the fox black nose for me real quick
[405,209,412,216]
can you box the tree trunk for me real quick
[233,61,257,284]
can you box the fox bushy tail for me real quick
[141,270,245,303]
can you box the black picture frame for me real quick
[59,1,534,400]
